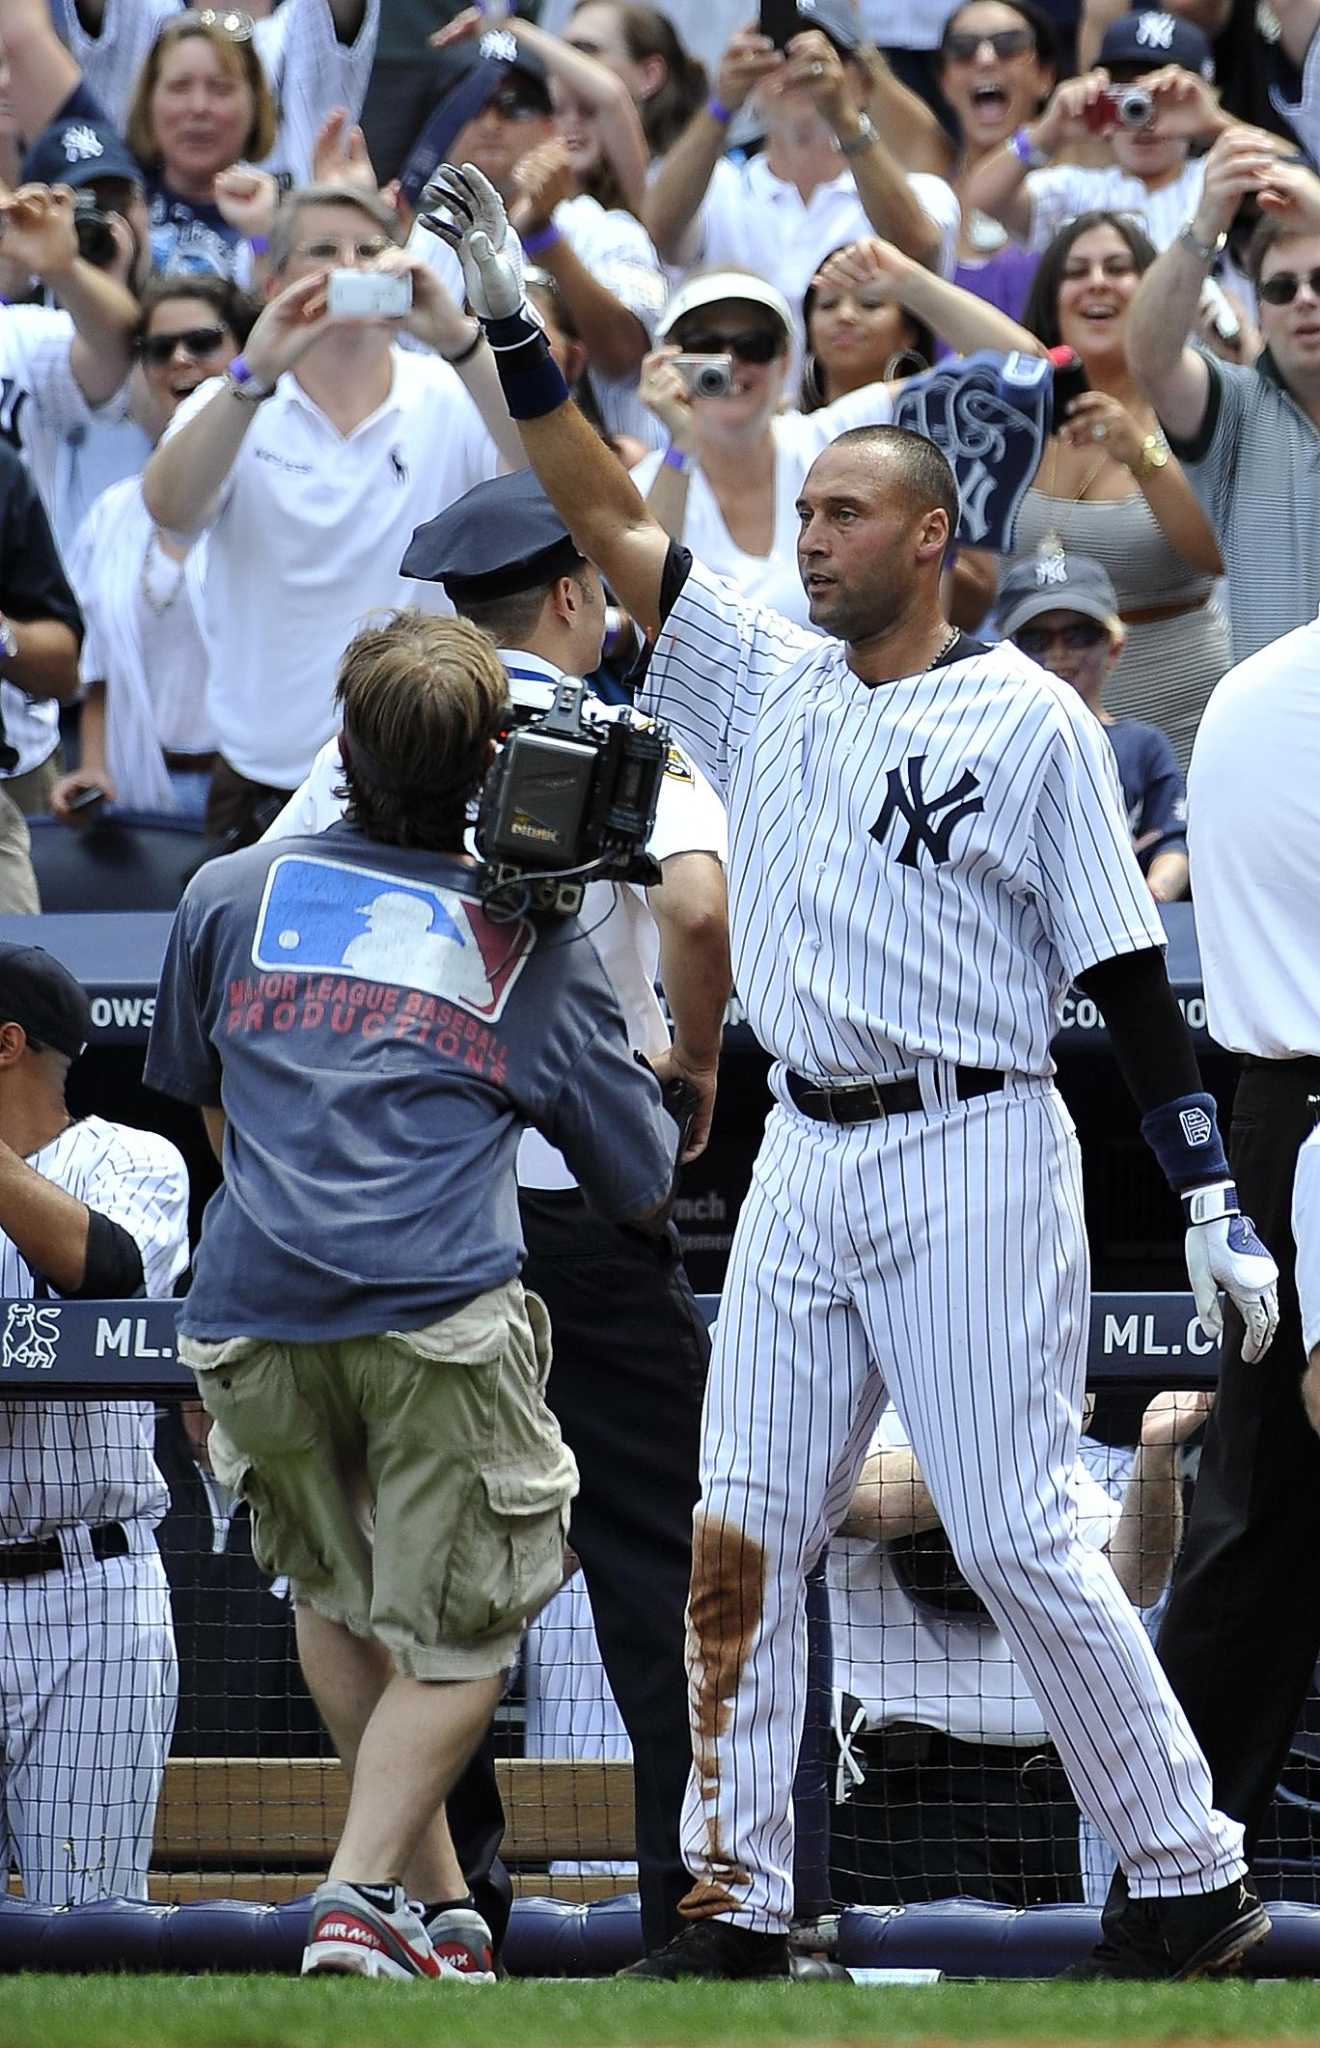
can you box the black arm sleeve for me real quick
[1074,946,1201,1113]
[61,1208,146,1299]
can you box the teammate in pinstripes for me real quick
[0,944,190,1904]
[427,168,1285,1983]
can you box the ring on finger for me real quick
[1091,422,1107,441]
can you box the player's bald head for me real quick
[821,425,960,529]
[796,427,959,646]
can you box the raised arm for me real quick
[144,273,336,535]
[0,0,85,140]
[0,184,138,406]
[642,23,782,263]
[963,69,1116,244]
[1125,127,1282,440]
[789,31,942,270]
[421,166,672,633]
[509,142,651,380]
[857,42,954,178]
[816,236,1046,361]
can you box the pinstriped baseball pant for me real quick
[679,1076,1246,1932]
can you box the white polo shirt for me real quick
[827,1407,1122,1746]
[264,646,728,1189]
[162,347,503,789]
[1187,611,1320,1059]
[678,155,960,333]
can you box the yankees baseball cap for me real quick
[657,271,795,343]
[1098,10,1214,79]
[22,115,144,193]
[997,552,1121,639]
[0,945,92,1061]
[398,30,552,205]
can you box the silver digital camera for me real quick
[673,353,735,399]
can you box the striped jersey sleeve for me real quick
[253,0,381,185]
[638,560,818,800]
[1029,686,1166,981]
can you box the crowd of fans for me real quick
[1,0,1320,1928]
[0,0,1316,900]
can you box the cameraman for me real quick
[144,609,679,1984]
[266,465,731,1959]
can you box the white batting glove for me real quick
[416,162,525,321]
[1184,1209,1280,1363]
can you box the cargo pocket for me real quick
[439,1462,574,1645]
[192,1344,320,1463]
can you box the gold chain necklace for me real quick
[1035,436,1113,568]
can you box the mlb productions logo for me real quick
[252,854,532,1021]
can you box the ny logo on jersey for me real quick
[0,1302,60,1372]
[871,754,985,868]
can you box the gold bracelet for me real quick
[1133,432,1170,478]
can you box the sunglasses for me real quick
[488,86,551,119]
[1014,620,1109,654]
[139,324,228,364]
[676,328,782,364]
[942,27,1035,60]
[1258,267,1320,305]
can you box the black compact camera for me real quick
[475,677,669,918]
[73,194,118,269]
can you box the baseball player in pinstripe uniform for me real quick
[429,172,1283,1983]
[0,944,190,1903]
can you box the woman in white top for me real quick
[634,255,1049,630]
[52,276,252,827]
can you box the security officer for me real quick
[268,468,732,1956]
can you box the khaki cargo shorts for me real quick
[179,1281,577,1680]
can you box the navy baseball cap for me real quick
[402,469,583,607]
[997,552,1120,639]
[398,30,552,205]
[793,0,863,53]
[22,114,144,193]
[0,944,91,1060]
[1098,9,1214,79]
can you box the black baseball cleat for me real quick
[1062,1875,1270,1981]
[618,1921,792,1980]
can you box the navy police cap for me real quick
[401,469,584,607]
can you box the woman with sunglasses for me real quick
[1,0,377,276]
[636,252,1048,628]
[1007,210,1228,772]
[882,0,1057,324]
[51,276,254,827]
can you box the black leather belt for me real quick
[0,1520,130,1583]
[786,1066,1004,1125]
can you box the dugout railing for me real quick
[4,1292,1320,1979]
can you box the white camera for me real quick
[326,268,412,320]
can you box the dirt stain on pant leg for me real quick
[679,1510,766,1920]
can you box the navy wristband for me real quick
[482,306,571,419]
[1139,1092,1231,1193]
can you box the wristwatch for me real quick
[836,111,879,158]
[0,615,16,665]
[1178,219,1227,266]
[1133,432,1170,478]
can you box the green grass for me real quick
[4,1976,1320,2048]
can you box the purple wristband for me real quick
[662,444,691,473]
[247,233,270,255]
[521,221,561,258]
[707,94,733,125]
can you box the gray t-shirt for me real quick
[146,824,676,1341]
[1166,347,1320,665]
